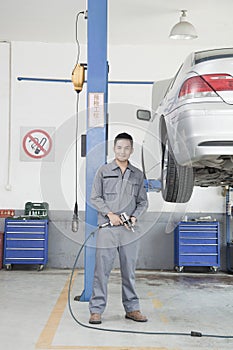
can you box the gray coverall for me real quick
[89,160,148,314]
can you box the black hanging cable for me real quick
[75,92,80,193]
[71,10,86,232]
[72,94,80,232]
[75,11,84,64]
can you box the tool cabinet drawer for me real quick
[5,249,45,259]
[174,221,220,272]
[3,219,48,270]
[6,238,45,249]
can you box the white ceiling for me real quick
[0,0,233,47]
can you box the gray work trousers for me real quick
[89,226,140,314]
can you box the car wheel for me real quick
[161,134,194,203]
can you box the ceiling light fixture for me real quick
[169,10,198,40]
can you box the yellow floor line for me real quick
[35,273,177,350]
[35,271,78,349]
[152,299,163,309]
[159,314,169,324]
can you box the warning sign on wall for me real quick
[20,127,55,161]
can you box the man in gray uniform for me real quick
[89,132,148,324]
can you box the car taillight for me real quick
[179,74,233,99]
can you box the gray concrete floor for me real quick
[1,268,233,350]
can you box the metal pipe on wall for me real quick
[4,41,12,191]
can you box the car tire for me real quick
[161,134,194,203]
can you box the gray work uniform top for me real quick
[91,160,148,226]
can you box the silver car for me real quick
[137,48,233,203]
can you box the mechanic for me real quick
[89,132,148,325]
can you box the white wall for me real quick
[0,41,227,214]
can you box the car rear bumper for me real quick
[166,103,233,166]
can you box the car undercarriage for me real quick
[194,155,233,186]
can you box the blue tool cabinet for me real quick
[3,219,48,271]
[174,221,220,272]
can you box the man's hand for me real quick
[107,212,123,226]
[130,216,137,227]
[123,216,136,231]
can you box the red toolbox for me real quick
[0,210,15,269]
[0,232,3,269]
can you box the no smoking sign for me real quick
[21,127,55,161]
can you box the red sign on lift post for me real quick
[22,129,52,159]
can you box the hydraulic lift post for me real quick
[79,0,108,301]
[226,187,233,273]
